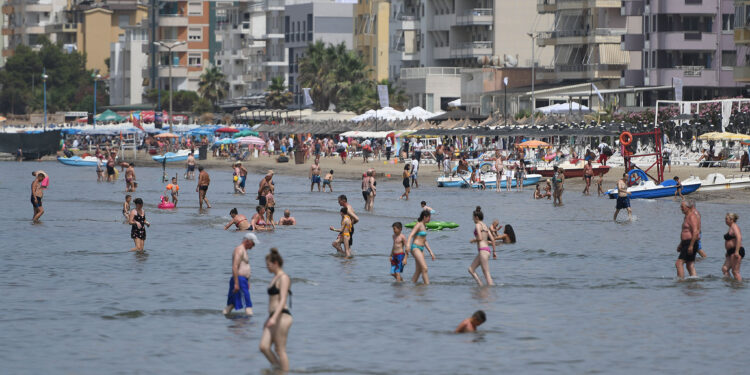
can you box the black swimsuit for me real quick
[131,211,146,240]
[267,282,292,316]
[724,233,745,258]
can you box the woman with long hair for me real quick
[406,210,436,284]
[259,248,293,372]
[469,210,496,286]
[495,224,516,244]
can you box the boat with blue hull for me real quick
[151,150,190,163]
[438,173,542,188]
[606,177,701,199]
[57,156,100,167]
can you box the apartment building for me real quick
[733,0,750,84]
[287,0,354,105]
[2,0,70,56]
[354,0,389,81]
[109,23,149,105]
[396,0,551,112]
[621,0,743,102]
[216,0,266,100]
[536,0,631,87]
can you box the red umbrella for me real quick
[215,127,239,133]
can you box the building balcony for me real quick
[538,0,622,12]
[537,28,625,46]
[651,32,717,50]
[262,60,286,67]
[621,34,643,50]
[62,23,78,33]
[262,33,284,39]
[158,15,188,27]
[394,14,420,30]
[24,4,53,13]
[455,9,493,26]
[433,46,450,60]
[401,51,420,61]
[647,66,718,87]
[735,27,750,45]
[651,0,720,14]
[451,41,493,58]
[539,64,624,80]
[620,0,643,16]
[620,69,644,86]
[537,0,556,13]
[2,27,13,36]
[400,67,462,80]
[264,0,284,11]
[158,65,188,78]
[733,65,750,83]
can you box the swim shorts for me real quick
[227,276,252,310]
[312,175,321,184]
[616,196,630,210]
[188,165,195,171]
[678,239,697,262]
[267,206,275,214]
[258,195,267,206]
[107,166,115,175]
[323,180,331,186]
[31,195,42,208]
[725,247,746,258]
[362,191,370,201]
[391,253,405,274]
[239,176,246,188]
[199,185,208,192]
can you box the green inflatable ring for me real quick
[404,221,459,230]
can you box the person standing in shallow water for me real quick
[722,213,744,281]
[675,200,699,278]
[259,248,293,372]
[196,165,211,209]
[30,172,45,222]
[614,173,632,222]
[128,198,149,251]
[406,210,436,284]
[468,210,496,286]
[223,233,256,316]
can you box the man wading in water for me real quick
[196,165,211,209]
[676,200,700,279]
[31,172,45,222]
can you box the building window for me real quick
[188,53,202,67]
[722,51,737,67]
[723,14,735,31]
[188,2,203,16]
[188,27,202,41]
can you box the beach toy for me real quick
[41,177,49,188]
[404,221,458,230]
[233,175,238,182]
[158,196,175,209]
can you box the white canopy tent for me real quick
[534,102,592,114]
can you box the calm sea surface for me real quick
[1,161,749,374]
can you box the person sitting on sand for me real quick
[455,310,486,333]
[278,209,297,226]
[225,208,251,231]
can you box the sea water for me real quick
[1,162,749,374]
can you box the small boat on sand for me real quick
[152,150,190,163]
[698,173,750,191]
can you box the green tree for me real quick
[192,97,214,114]
[0,38,106,114]
[144,89,198,112]
[197,66,228,108]
[265,76,292,109]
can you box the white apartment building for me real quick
[2,0,71,53]
[109,24,149,106]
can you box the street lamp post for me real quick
[42,69,48,131]
[93,73,102,128]
[527,33,536,128]
[154,41,186,133]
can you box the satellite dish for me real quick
[504,54,518,67]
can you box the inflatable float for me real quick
[158,196,175,209]
[404,221,459,230]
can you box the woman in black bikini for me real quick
[260,248,293,372]
[128,198,149,251]
[722,213,744,281]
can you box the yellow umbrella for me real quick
[724,132,750,140]
[697,132,728,141]
[516,140,551,148]
[0,116,6,122]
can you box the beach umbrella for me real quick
[154,132,179,139]
[516,140,551,148]
[215,127,239,133]
[0,116,6,122]
[214,138,238,145]
[95,109,126,122]
[232,129,259,138]
[698,132,733,141]
[237,136,265,146]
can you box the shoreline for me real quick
[5,151,750,203]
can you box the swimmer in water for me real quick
[400,165,411,200]
[31,172,45,222]
[406,210,436,284]
[128,198,150,251]
[165,177,179,206]
[250,205,271,231]
[390,222,408,282]
[122,195,132,219]
[225,208,251,231]
[259,248,293,372]
[196,165,211,209]
[223,233,257,316]
[722,212,744,281]
[125,163,136,192]
[277,209,297,225]
[323,170,334,192]
[455,310,486,333]
[676,200,699,278]
[330,207,353,257]
[469,210,496,286]
[596,174,604,196]
[420,201,434,213]
[495,224,516,244]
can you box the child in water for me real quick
[122,195,131,219]
[455,310,486,333]
[165,177,179,206]
[390,222,408,281]
[596,174,604,196]
[420,201,435,214]
[323,170,334,192]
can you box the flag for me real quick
[130,112,143,131]
[673,77,683,102]
[302,88,313,106]
[503,77,509,86]
[592,83,604,103]
[377,85,389,109]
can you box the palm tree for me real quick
[265,76,292,109]
[198,66,228,107]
